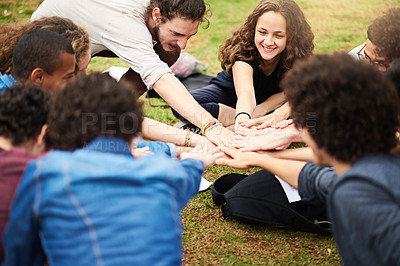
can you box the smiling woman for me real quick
[172,0,314,131]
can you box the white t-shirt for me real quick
[31,0,171,89]
[348,42,366,60]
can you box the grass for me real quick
[2,0,400,264]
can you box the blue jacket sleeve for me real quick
[2,161,45,266]
[298,162,337,203]
[173,159,204,209]
[137,140,176,157]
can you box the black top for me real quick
[209,59,282,104]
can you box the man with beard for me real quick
[31,0,232,146]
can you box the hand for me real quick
[251,104,267,119]
[132,146,154,158]
[234,114,250,133]
[235,126,275,137]
[180,145,224,168]
[240,112,286,130]
[216,145,263,169]
[231,125,300,151]
[204,124,234,147]
[270,119,293,130]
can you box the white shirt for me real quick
[31,0,171,89]
[348,42,366,60]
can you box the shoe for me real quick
[174,121,202,135]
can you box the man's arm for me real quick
[153,73,232,146]
[216,146,306,188]
[141,117,214,148]
[259,147,316,162]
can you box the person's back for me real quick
[3,73,221,265]
[8,138,202,265]
[329,154,400,265]
[0,84,49,262]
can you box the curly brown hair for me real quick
[0,84,50,146]
[283,53,399,163]
[0,16,89,75]
[367,8,400,61]
[46,72,143,151]
[219,0,314,76]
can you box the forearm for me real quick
[252,155,306,188]
[254,92,286,117]
[235,91,256,117]
[141,117,211,147]
[269,102,291,122]
[153,73,214,128]
[259,147,315,162]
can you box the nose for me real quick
[177,40,187,50]
[177,37,189,50]
[263,35,274,45]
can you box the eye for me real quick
[257,30,266,35]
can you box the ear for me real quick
[34,124,48,152]
[30,68,46,87]
[152,7,161,22]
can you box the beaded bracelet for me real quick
[201,118,220,136]
[184,129,192,147]
[235,111,251,120]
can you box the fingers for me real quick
[215,157,241,168]
[256,122,270,130]
[240,118,260,128]
[271,119,294,129]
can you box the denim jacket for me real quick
[3,137,203,266]
[0,73,16,94]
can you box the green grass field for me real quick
[1,0,400,264]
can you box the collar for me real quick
[83,137,133,157]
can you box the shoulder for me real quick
[348,43,365,59]
[332,154,400,203]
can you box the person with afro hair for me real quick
[217,53,400,264]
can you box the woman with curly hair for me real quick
[0,16,90,77]
[173,0,314,131]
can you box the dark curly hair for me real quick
[0,16,89,75]
[46,72,143,151]
[0,84,50,146]
[282,53,399,163]
[146,0,210,28]
[367,8,400,61]
[13,29,74,83]
[219,0,314,77]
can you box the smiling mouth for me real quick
[262,46,276,52]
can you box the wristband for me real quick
[204,122,223,136]
[201,118,219,135]
[235,111,251,120]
